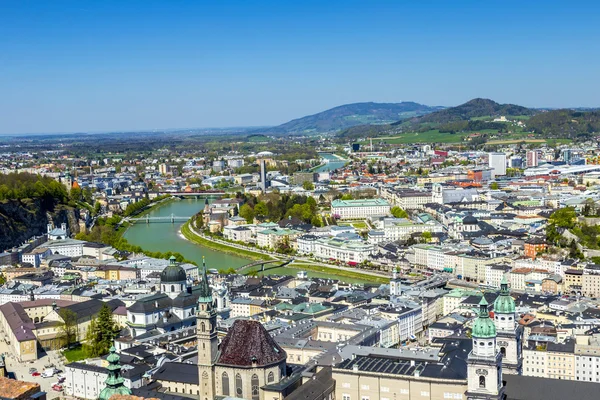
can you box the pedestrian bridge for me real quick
[128,213,190,223]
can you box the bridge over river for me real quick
[127,213,190,223]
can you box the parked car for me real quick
[31,372,41,377]
[29,368,37,374]
[52,384,63,392]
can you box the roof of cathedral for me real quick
[472,297,496,338]
[493,276,516,314]
[160,256,187,283]
[217,320,286,367]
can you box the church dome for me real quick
[494,277,516,314]
[462,215,478,225]
[472,297,496,338]
[160,256,186,283]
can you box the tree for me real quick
[311,215,323,227]
[93,201,102,216]
[421,231,432,243]
[69,186,82,202]
[254,202,268,217]
[83,318,102,357]
[58,308,79,348]
[94,303,120,355]
[83,187,94,204]
[0,273,5,285]
[302,181,315,190]
[341,194,353,200]
[548,207,577,229]
[239,204,255,223]
[490,182,499,190]
[390,206,408,219]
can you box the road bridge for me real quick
[128,213,190,223]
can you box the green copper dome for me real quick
[472,297,496,338]
[98,347,131,400]
[493,276,516,314]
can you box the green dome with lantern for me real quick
[98,347,131,400]
[472,297,496,338]
[493,276,516,314]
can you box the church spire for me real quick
[198,256,212,304]
[98,347,131,400]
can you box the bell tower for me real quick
[197,257,217,400]
[493,276,522,374]
[466,297,505,400]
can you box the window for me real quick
[201,322,206,332]
[343,395,351,400]
[235,373,243,397]
[342,383,351,388]
[361,385,369,390]
[251,374,259,400]
[381,386,389,392]
[420,391,430,397]
[268,371,274,383]
[222,372,230,396]
[479,375,486,388]
[500,347,506,357]
[171,285,174,292]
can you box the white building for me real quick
[367,217,443,244]
[488,152,507,177]
[45,238,85,257]
[331,198,391,219]
[21,247,51,268]
[301,236,375,264]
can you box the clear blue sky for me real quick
[1,1,599,134]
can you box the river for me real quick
[124,198,249,270]
[314,152,347,172]
[124,198,374,283]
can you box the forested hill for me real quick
[527,109,600,139]
[401,98,536,126]
[261,102,443,134]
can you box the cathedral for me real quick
[195,264,287,400]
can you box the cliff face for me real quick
[0,199,81,251]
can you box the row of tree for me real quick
[0,172,68,203]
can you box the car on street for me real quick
[52,384,63,392]
[29,368,37,374]
[31,372,40,377]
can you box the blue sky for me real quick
[1,1,599,134]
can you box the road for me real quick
[0,326,66,399]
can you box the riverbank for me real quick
[246,261,389,284]
[180,221,272,262]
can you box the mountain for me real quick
[261,102,443,134]
[527,109,600,139]
[401,98,536,126]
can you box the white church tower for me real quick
[493,276,522,374]
[466,297,505,400]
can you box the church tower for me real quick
[203,198,210,226]
[493,276,522,374]
[466,297,505,400]
[197,257,218,400]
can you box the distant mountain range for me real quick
[259,102,444,134]
[257,98,600,140]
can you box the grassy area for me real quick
[289,262,389,284]
[63,345,86,362]
[487,139,546,145]
[368,130,468,144]
[180,221,272,262]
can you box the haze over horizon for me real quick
[1,1,599,135]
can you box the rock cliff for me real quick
[0,199,80,251]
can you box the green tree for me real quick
[421,231,432,243]
[390,206,408,218]
[254,201,268,217]
[83,187,94,204]
[311,215,323,227]
[69,186,82,202]
[83,318,102,357]
[58,308,79,348]
[239,204,255,223]
[548,207,577,229]
[341,194,353,200]
[93,201,102,216]
[0,273,5,285]
[490,182,499,190]
[302,181,315,190]
[94,303,120,355]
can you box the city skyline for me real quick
[1,1,599,134]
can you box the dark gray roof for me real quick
[0,302,36,342]
[62,298,124,319]
[153,362,198,385]
[504,374,599,400]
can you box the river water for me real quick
[124,195,373,283]
[123,198,249,270]
[314,153,347,172]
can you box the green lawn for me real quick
[63,345,86,362]
[369,130,468,144]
